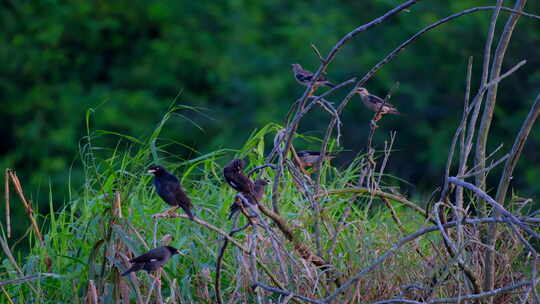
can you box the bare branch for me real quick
[448,177,540,241]
[252,282,324,304]
[0,273,61,287]
[317,187,429,220]
[215,224,250,304]
[428,278,536,303]
[247,164,277,177]
[272,0,422,215]
[475,0,529,192]
[496,94,540,204]
[323,217,510,303]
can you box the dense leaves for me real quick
[1,1,539,238]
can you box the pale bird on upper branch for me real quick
[291,63,335,88]
[295,150,337,171]
[355,87,400,115]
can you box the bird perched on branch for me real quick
[355,87,400,115]
[228,178,268,220]
[122,246,180,279]
[295,150,338,170]
[291,63,335,88]
[148,165,194,220]
[223,158,255,195]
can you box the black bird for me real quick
[291,63,335,88]
[122,246,180,277]
[148,164,194,219]
[296,150,337,170]
[223,158,255,195]
[229,178,268,220]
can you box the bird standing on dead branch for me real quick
[228,178,268,220]
[356,87,400,128]
[295,150,338,171]
[122,246,180,281]
[223,158,255,195]
[291,63,335,88]
[355,87,400,115]
[148,165,194,220]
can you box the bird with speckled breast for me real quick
[355,87,400,115]
[291,63,335,88]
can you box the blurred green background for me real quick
[1,0,540,239]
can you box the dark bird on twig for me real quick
[296,150,338,169]
[148,165,194,220]
[228,178,269,220]
[355,87,400,115]
[223,158,255,195]
[122,246,180,277]
[291,63,335,88]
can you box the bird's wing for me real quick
[254,184,266,201]
[158,181,184,206]
[130,248,167,263]
[223,167,236,186]
[297,150,321,156]
[295,72,313,82]
[367,94,386,104]
[168,182,192,205]
[316,74,329,82]
[240,174,255,193]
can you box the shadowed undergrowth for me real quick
[0,109,529,303]
[3,2,540,303]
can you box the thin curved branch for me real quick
[252,282,324,304]
[429,278,537,303]
[316,187,429,220]
[448,177,540,241]
[433,202,482,294]
[160,213,249,252]
[476,0,529,191]
[323,217,508,303]
[271,0,422,214]
[215,224,250,304]
[496,94,540,203]
[371,300,424,304]
[0,273,61,287]
[247,164,277,177]
[311,5,540,200]
[357,6,539,89]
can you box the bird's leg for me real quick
[155,268,162,286]
[238,194,258,225]
[289,145,311,178]
[371,112,384,129]
[149,269,162,284]
[152,206,180,218]
[308,86,316,97]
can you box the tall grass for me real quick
[0,106,529,303]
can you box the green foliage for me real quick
[1,0,540,246]
[0,115,529,302]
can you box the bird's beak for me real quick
[147,169,156,174]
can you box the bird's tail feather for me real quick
[182,205,195,220]
[122,264,140,276]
